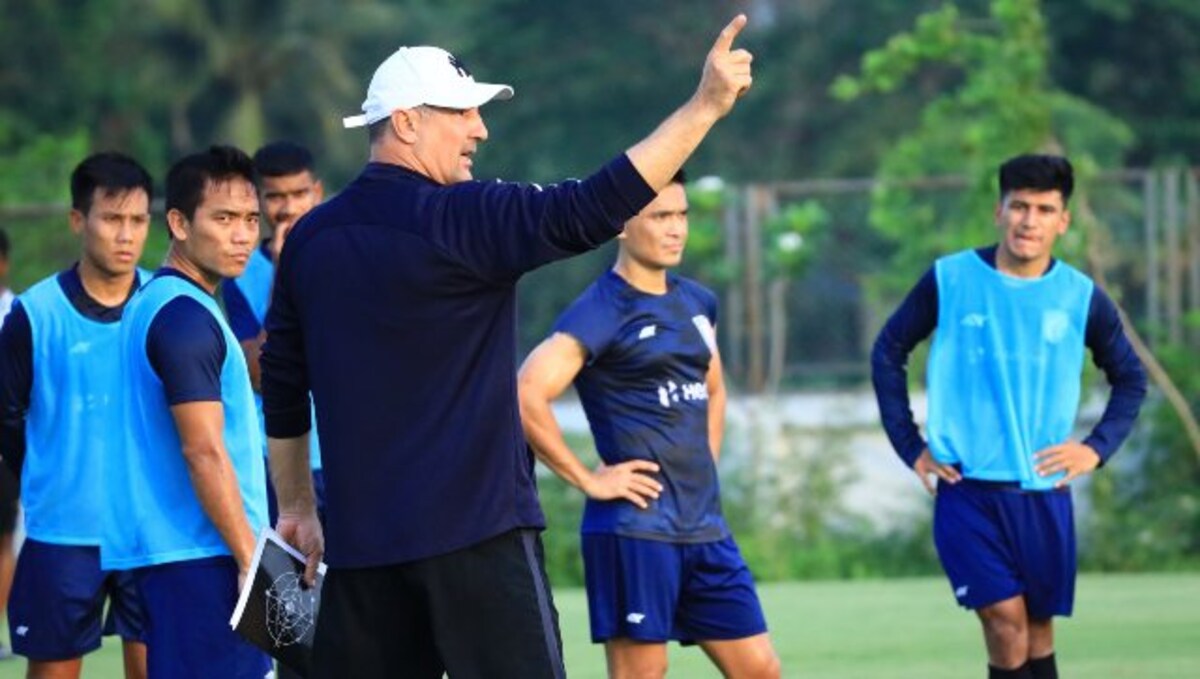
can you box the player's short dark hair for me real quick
[254,141,316,178]
[70,152,153,216]
[166,145,257,223]
[999,154,1074,204]
[0,228,9,259]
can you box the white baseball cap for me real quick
[342,46,514,129]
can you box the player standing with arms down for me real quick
[0,153,152,679]
[519,170,781,678]
[263,15,753,679]
[871,154,1147,679]
[223,141,327,524]
[102,146,270,678]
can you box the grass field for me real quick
[1,573,1196,678]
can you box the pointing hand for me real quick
[695,14,754,119]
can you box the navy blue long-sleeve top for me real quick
[872,246,1147,468]
[260,154,656,568]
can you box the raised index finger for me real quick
[712,14,748,54]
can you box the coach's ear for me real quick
[391,108,421,145]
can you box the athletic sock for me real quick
[1028,653,1058,679]
[989,662,1033,679]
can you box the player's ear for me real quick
[166,208,190,242]
[69,208,86,236]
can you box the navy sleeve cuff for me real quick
[264,403,312,439]
[603,154,658,226]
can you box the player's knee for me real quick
[980,611,1029,656]
[747,650,782,679]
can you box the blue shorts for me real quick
[8,539,146,660]
[934,479,1076,619]
[135,556,272,679]
[582,534,768,644]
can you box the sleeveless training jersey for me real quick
[19,268,148,545]
[927,249,1093,490]
[102,272,267,569]
[555,270,727,543]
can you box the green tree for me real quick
[832,0,1131,301]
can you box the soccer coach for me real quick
[261,15,754,678]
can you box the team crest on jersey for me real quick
[691,315,717,354]
[1042,309,1070,344]
[638,325,657,340]
[960,313,987,328]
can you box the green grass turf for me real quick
[1,573,1196,678]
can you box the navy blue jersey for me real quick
[556,270,727,543]
[872,246,1146,469]
[260,155,655,568]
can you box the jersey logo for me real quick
[15,625,28,636]
[1042,309,1069,344]
[625,612,646,624]
[69,340,92,355]
[960,313,987,328]
[638,324,657,340]
[954,585,969,599]
[658,381,678,407]
[657,380,708,408]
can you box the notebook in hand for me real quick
[230,527,326,677]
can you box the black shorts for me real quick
[312,528,565,679]
[0,464,18,535]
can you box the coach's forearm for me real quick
[269,434,316,516]
[625,99,721,191]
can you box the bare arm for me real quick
[269,433,324,585]
[171,401,257,574]
[706,340,727,462]
[239,334,265,393]
[625,14,753,191]
[518,333,661,507]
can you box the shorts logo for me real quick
[15,625,28,636]
[954,585,969,599]
[638,325,657,340]
[625,612,646,624]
